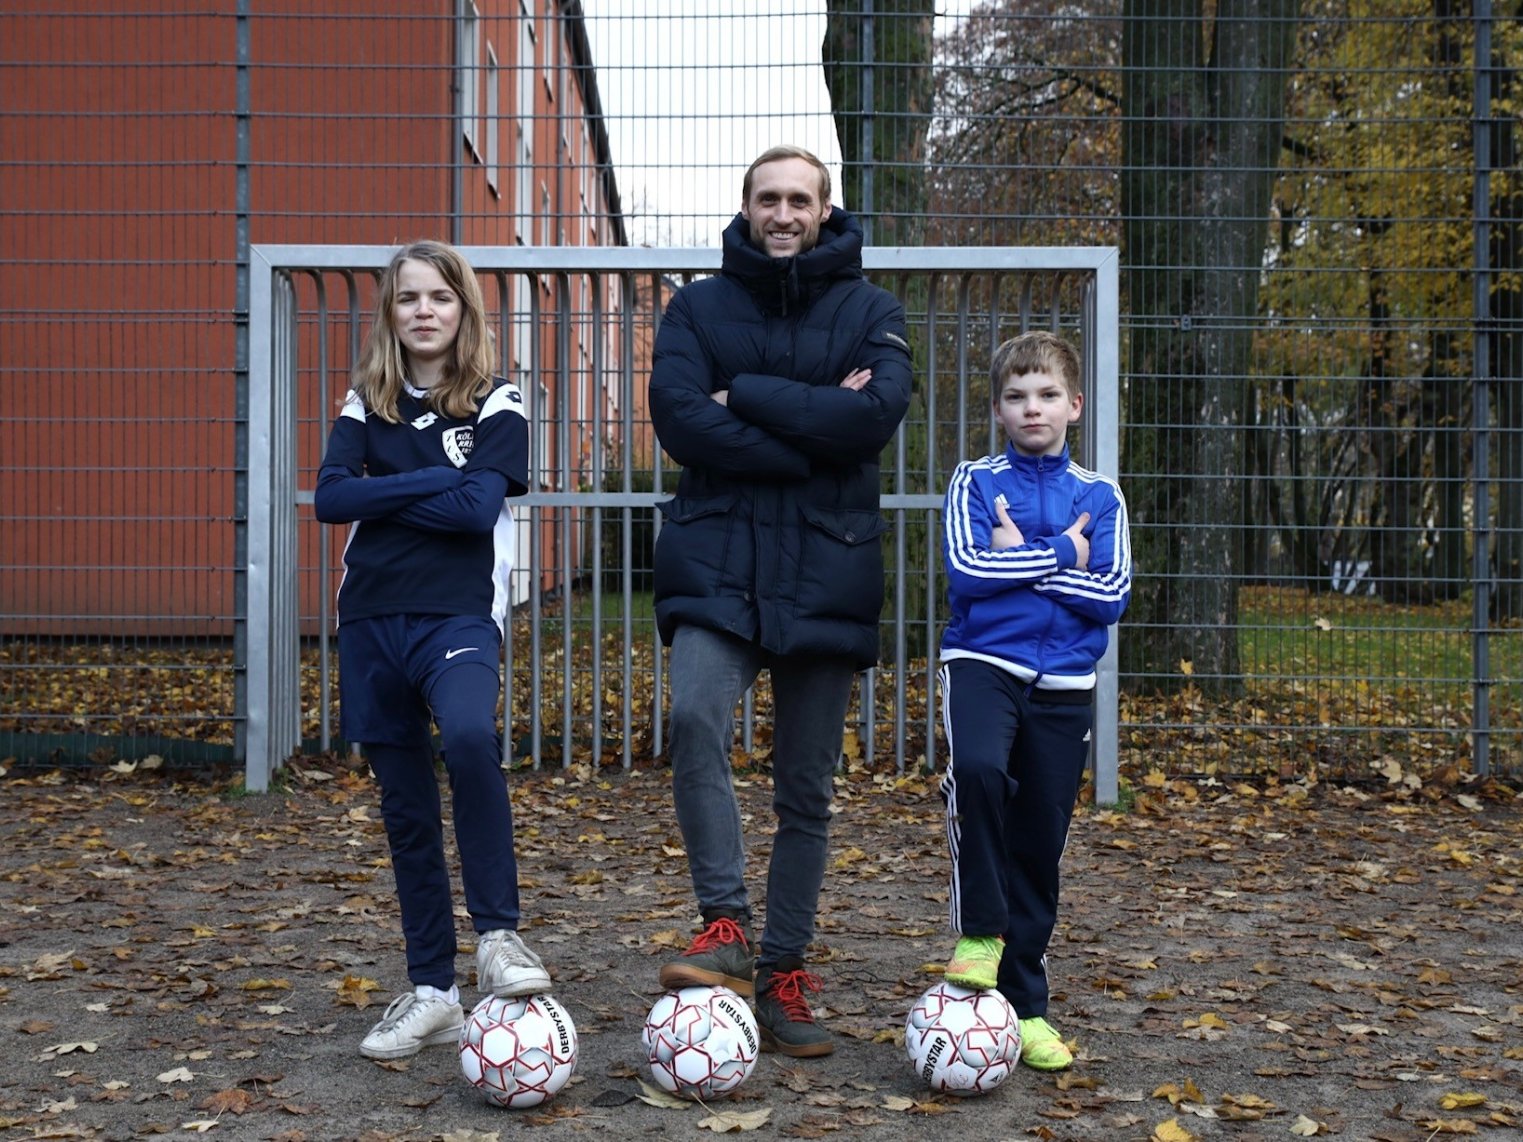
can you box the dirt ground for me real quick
[1,759,1521,1142]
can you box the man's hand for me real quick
[991,499,1025,550]
[839,367,872,391]
[1063,512,1092,570]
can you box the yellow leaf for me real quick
[1220,1092,1274,1109]
[1439,1092,1486,1110]
[1289,1114,1324,1136]
[1143,770,1167,788]
[1152,1118,1197,1142]
[1179,659,1193,676]
[1312,616,1332,631]
[833,846,870,868]
[240,978,291,991]
[1153,1079,1204,1105]
[332,973,381,1008]
[697,1108,772,1132]
[634,1080,691,1109]
[330,973,380,992]
[647,929,687,949]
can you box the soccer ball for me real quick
[459,993,578,1108]
[904,982,1022,1097]
[642,986,760,1099]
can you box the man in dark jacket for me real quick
[648,145,912,1057]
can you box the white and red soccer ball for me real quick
[642,985,760,1099]
[904,981,1022,1097]
[459,993,578,1108]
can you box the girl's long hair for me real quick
[350,240,495,423]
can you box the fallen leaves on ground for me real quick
[0,761,1518,1140]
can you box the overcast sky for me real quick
[582,0,971,245]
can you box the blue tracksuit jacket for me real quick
[940,443,1131,688]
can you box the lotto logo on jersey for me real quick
[442,426,474,467]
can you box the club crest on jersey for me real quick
[442,426,474,467]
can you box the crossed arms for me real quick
[942,463,1132,626]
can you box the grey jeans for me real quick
[666,624,856,969]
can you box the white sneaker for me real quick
[359,991,464,1060]
[477,929,551,997]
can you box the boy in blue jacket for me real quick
[937,330,1131,1071]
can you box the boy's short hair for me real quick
[990,330,1082,403]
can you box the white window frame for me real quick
[485,43,500,195]
[541,11,554,101]
[537,378,553,489]
[516,3,536,239]
[459,1,482,160]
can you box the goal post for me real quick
[244,244,1121,800]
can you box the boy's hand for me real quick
[991,499,1025,550]
[839,367,872,391]
[1064,512,1092,570]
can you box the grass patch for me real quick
[1238,586,1519,686]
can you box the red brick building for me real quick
[1,2,631,635]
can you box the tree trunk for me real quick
[1121,0,1301,692]
[823,0,933,243]
[1425,332,1469,599]
[1422,0,1469,601]
[1490,5,1523,619]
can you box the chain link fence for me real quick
[3,1,1519,784]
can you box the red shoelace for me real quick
[683,917,748,954]
[764,968,823,1023]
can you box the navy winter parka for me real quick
[648,209,913,669]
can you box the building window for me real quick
[542,16,554,101]
[581,124,592,220]
[537,379,553,489]
[485,44,499,196]
[459,1,481,160]
[516,4,535,240]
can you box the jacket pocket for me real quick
[654,494,740,600]
[793,505,889,622]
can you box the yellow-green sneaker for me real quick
[944,935,1005,990]
[1018,1016,1074,1070]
